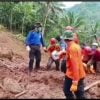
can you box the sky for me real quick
[62,2,82,8]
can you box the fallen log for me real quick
[84,81,100,91]
[15,90,27,98]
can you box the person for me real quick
[63,31,86,99]
[87,42,100,72]
[25,22,46,74]
[65,26,80,44]
[56,35,67,51]
[45,38,61,71]
[82,45,95,73]
[56,35,67,73]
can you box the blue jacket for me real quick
[25,31,45,47]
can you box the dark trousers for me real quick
[29,45,41,72]
[93,61,97,71]
[63,76,86,99]
[61,60,66,73]
[47,57,59,70]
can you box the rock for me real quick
[0,48,13,61]
[3,77,23,94]
[85,92,91,99]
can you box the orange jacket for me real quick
[66,41,86,82]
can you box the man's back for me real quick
[66,42,86,81]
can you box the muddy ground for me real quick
[0,31,99,99]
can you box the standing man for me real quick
[25,22,46,73]
[63,31,86,99]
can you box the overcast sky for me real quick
[62,2,82,8]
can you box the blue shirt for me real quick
[25,31,45,47]
[60,39,67,50]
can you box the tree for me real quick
[36,2,63,37]
[61,12,84,29]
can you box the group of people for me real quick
[25,22,100,99]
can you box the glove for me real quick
[70,81,78,92]
[26,46,30,51]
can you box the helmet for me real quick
[92,42,98,47]
[50,38,57,45]
[65,26,74,31]
[63,31,74,40]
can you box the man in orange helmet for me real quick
[45,38,61,71]
[63,31,86,99]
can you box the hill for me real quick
[67,2,100,23]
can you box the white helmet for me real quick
[92,42,98,46]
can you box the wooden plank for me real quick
[15,90,27,98]
[84,81,100,91]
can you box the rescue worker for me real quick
[87,42,100,72]
[65,26,80,44]
[45,38,61,71]
[25,22,46,74]
[59,26,80,73]
[82,46,95,73]
[63,31,86,99]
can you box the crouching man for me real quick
[45,38,61,71]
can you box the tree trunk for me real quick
[22,8,26,35]
[10,10,13,32]
[22,18,25,35]
[42,2,50,37]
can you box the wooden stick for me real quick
[84,81,100,91]
[0,83,6,91]
[15,90,27,98]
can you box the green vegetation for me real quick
[0,2,100,45]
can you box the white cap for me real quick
[92,43,98,46]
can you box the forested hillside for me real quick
[69,2,100,23]
[0,2,100,44]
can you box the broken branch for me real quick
[15,90,27,98]
[84,80,100,91]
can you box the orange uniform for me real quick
[66,41,86,82]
